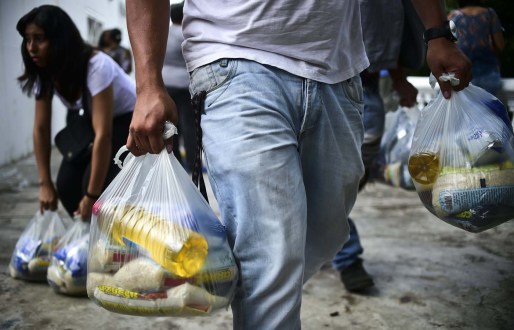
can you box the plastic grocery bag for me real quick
[372,106,419,190]
[9,210,70,281]
[408,74,514,232]
[47,217,90,296]
[87,122,238,316]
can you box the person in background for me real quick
[163,2,195,172]
[125,0,471,328]
[17,5,135,220]
[98,28,133,75]
[332,0,424,293]
[448,0,504,96]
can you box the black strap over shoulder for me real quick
[191,90,209,202]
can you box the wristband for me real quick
[423,20,458,45]
[85,191,101,200]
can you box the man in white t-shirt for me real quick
[125,1,471,328]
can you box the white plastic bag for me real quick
[373,106,419,190]
[9,210,70,281]
[408,77,514,232]
[87,122,238,316]
[47,217,90,296]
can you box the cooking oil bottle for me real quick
[408,152,441,185]
[97,203,208,278]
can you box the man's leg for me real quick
[190,60,363,329]
[191,59,308,329]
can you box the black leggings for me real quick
[56,112,132,217]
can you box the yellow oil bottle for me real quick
[97,203,208,278]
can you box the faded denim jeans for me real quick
[190,59,364,329]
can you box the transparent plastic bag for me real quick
[9,210,70,281]
[47,217,90,296]
[408,76,514,232]
[87,122,238,316]
[373,106,419,190]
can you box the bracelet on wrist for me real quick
[85,191,101,200]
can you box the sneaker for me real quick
[339,259,375,293]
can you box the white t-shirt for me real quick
[163,24,190,89]
[55,52,136,117]
[182,0,369,84]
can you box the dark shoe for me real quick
[339,260,375,293]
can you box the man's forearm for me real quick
[411,0,447,29]
[126,0,170,92]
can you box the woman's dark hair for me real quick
[16,5,93,101]
[98,30,109,49]
[110,28,122,44]
[170,2,184,24]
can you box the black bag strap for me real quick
[191,90,208,202]
[81,79,92,118]
[64,79,92,127]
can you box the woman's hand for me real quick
[39,182,58,214]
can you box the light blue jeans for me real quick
[190,59,364,330]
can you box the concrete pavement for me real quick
[0,149,513,330]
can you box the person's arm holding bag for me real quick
[411,0,472,99]
[126,0,178,155]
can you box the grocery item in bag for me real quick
[95,202,208,278]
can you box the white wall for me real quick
[0,0,131,166]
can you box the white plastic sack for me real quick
[87,122,238,316]
[9,210,70,281]
[47,217,90,295]
[373,106,419,190]
[408,77,514,232]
